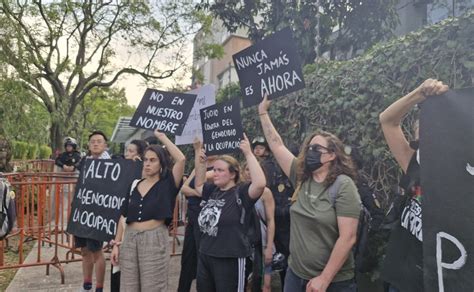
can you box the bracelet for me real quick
[259,112,268,116]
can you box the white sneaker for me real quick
[79,287,92,292]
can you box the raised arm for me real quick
[379,79,448,172]
[258,95,295,177]
[240,134,266,199]
[180,169,200,197]
[154,129,185,188]
[193,139,207,195]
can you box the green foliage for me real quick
[0,1,207,149]
[195,43,225,60]
[70,87,136,152]
[38,145,52,159]
[26,144,38,160]
[12,141,28,160]
[0,78,50,144]
[215,82,241,103]
[198,0,399,63]
[241,11,474,197]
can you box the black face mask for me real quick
[305,149,323,172]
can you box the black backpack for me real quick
[328,175,384,273]
[234,187,262,247]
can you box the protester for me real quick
[177,157,216,292]
[193,135,266,292]
[252,136,293,290]
[379,79,448,292]
[110,129,184,292]
[108,139,147,292]
[76,130,111,292]
[242,162,276,292]
[124,139,148,161]
[258,95,360,292]
[55,137,81,172]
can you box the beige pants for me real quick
[119,225,169,292]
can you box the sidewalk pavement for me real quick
[6,232,196,292]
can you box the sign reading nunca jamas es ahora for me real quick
[67,159,142,242]
[130,89,197,135]
[233,27,305,107]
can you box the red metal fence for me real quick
[0,170,186,284]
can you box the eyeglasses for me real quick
[307,144,331,153]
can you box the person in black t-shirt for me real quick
[193,135,266,292]
[379,79,448,292]
[111,129,185,292]
[177,156,216,292]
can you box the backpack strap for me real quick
[234,186,246,225]
[327,175,344,207]
[290,182,302,203]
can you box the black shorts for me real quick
[74,236,103,252]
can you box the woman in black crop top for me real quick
[193,134,266,292]
[111,129,185,292]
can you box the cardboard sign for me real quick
[67,159,142,242]
[233,27,305,107]
[420,88,474,292]
[175,84,216,145]
[200,98,243,155]
[130,89,197,135]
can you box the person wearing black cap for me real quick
[252,136,293,290]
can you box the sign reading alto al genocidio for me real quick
[233,27,305,107]
[130,89,197,135]
[67,159,142,242]
[200,98,243,155]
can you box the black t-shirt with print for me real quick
[382,153,423,292]
[198,182,257,258]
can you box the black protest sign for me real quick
[200,98,243,155]
[130,89,197,135]
[420,88,474,292]
[233,27,305,107]
[67,159,142,242]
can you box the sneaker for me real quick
[79,287,92,292]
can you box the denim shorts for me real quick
[74,236,103,252]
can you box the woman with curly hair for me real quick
[258,95,360,292]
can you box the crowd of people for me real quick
[58,79,448,292]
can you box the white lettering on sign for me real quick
[149,91,164,102]
[84,161,121,181]
[260,70,303,97]
[171,96,185,106]
[235,49,269,70]
[256,51,290,75]
[72,209,117,236]
[436,231,467,292]
[135,116,179,133]
[202,109,219,120]
[145,105,184,120]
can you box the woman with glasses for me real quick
[258,95,360,292]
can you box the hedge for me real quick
[12,141,52,160]
[238,10,474,200]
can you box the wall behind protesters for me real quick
[239,10,474,199]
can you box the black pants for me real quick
[245,245,263,292]
[197,253,246,292]
[110,268,120,292]
[177,205,202,292]
[274,216,291,291]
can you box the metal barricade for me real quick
[0,171,186,284]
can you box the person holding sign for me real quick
[258,95,360,292]
[75,130,110,292]
[379,79,448,292]
[110,129,185,292]
[193,135,266,292]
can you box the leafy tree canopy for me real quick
[0,0,210,150]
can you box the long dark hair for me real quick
[145,144,173,178]
[296,131,357,186]
[129,139,147,160]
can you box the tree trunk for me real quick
[50,121,63,158]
